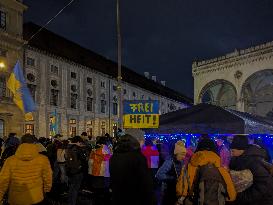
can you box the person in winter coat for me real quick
[229,135,273,205]
[0,133,20,169]
[142,138,160,188]
[0,139,52,205]
[156,140,186,205]
[110,134,155,205]
[176,137,236,204]
[88,137,112,205]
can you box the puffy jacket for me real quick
[229,145,273,205]
[176,151,236,202]
[0,143,52,205]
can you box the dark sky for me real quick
[23,0,273,98]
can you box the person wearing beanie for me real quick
[229,135,273,205]
[156,140,186,205]
[177,137,236,204]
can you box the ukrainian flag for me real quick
[7,61,36,120]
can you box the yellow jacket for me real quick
[176,150,236,201]
[0,143,52,205]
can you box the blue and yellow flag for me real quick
[7,61,36,119]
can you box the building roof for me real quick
[23,22,192,105]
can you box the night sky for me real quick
[23,0,273,98]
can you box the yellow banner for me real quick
[123,114,159,128]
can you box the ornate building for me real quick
[193,41,273,118]
[0,0,191,138]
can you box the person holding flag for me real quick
[7,60,36,120]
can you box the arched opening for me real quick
[242,69,273,117]
[199,80,237,110]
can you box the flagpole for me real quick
[116,0,123,130]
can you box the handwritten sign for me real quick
[123,100,159,128]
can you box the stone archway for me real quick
[199,80,237,110]
[241,69,273,117]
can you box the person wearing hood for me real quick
[229,135,273,205]
[110,134,155,205]
[176,137,236,205]
[88,136,112,205]
[0,134,52,205]
[156,140,186,205]
[0,133,20,168]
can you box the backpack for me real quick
[65,145,82,175]
[0,145,18,169]
[187,163,227,205]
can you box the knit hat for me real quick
[125,129,145,142]
[174,140,186,155]
[195,137,218,154]
[230,135,249,150]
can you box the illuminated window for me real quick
[101,121,106,136]
[69,119,76,137]
[0,119,4,137]
[25,124,34,135]
[86,120,93,137]
[0,11,7,30]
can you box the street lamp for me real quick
[116,0,123,130]
[0,61,6,71]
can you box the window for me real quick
[25,124,34,135]
[113,85,117,91]
[0,120,4,137]
[86,120,93,137]
[50,65,58,75]
[50,89,59,106]
[0,76,6,98]
[101,81,105,88]
[133,92,136,97]
[87,97,93,111]
[123,89,127,95]
[71,93,77,109]
[101,121,106,136]
[27,84,36,101]
[69,119,77,137]
[0,11,7,30]
[87,77,92,84]
[51,80,57,88]
[101,100,106,113]
[71,72,77,79]
[26,73,35,82]
[26,57,35,66]
[113,102,118,115]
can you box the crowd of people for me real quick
[0,130,273,205]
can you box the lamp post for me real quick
[116,0,123,130]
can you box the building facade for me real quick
[0,0,191,138]
[193,41,273,118]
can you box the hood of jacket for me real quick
[243,144,267,158]
[15,143,39,161]
[114,135,140,153]
[190,150,221,168]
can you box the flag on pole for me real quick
[7,61,36,120]
[50,109,58,136]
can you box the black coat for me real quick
[229,145,273,205]
[110,135,156,205]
